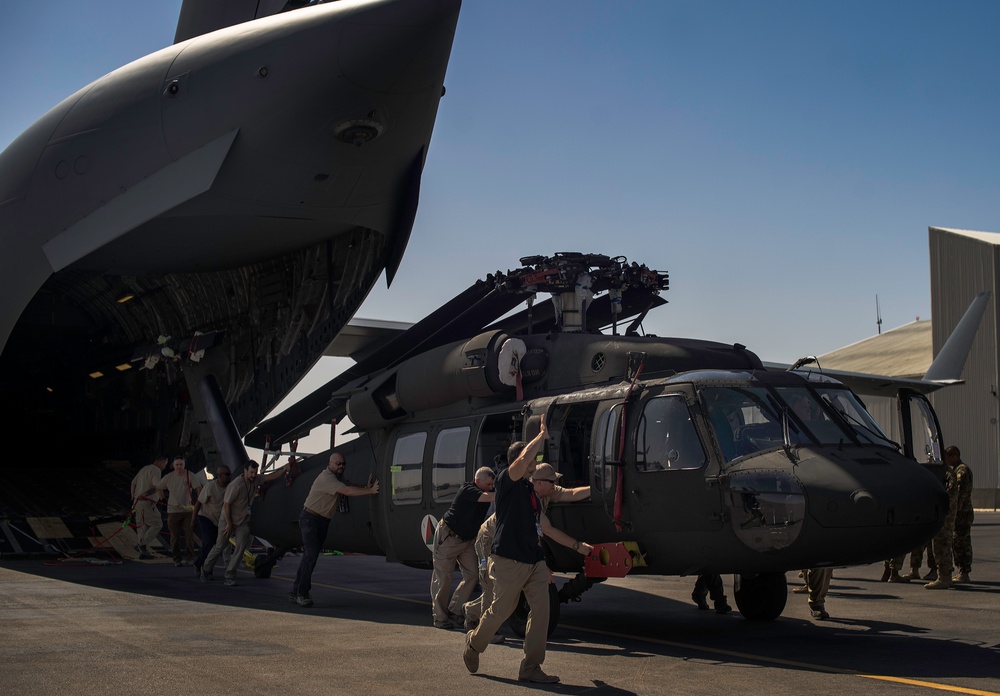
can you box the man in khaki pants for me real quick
[430,466,494,628]
[463,416,592,684]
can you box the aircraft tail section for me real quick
[923,291,991,384]
[174,0,292,43]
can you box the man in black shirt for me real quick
[431,466,495,628]
[463,415,593,684]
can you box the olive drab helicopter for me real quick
[207,252,980,626]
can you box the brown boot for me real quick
[887,570,910,583]
[924,578,952,590]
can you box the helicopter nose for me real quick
[796,451,944,529]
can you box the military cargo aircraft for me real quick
[0,0,461,487]
[232,252,985,624]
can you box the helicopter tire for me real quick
[252,553,273,579]
[507,583,561,638]
[734,572,787,620]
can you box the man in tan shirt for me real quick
[156,457,202,566]
[130,456,167,559]
[290,453,379,607]
[200,460,285,586]
[190,465,230,576]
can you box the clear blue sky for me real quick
[2,1,999,444]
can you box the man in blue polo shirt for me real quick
[463,415,593,684]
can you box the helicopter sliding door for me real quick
[547,401,598,486]
[378,419,477,564]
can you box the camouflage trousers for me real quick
[931,520,955,580]
[909,541,935,571]
[953,516,973,573]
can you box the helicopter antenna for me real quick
[876,295,882,335]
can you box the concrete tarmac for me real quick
[1,513,998,695]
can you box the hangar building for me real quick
[821,227,998,509]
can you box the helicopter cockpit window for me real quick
[432,426,471,503]
[814,387,896,449]
[390,432,426,505]
[701,386,809,462]
[635,396,706,472]
[774,387,847,444]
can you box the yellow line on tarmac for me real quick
[564,624,1000,696]
[269,571,999,696]
[858,675,1000,696]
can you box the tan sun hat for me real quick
[531,462,562,482]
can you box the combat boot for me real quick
[809,606,830,620]
[922,570,937,581]
[952,571,970,583]
[902,568,921,581]
[924,578,952,590]
[887,570,910,583]
[879,566,891,582]
[692,592,710,610]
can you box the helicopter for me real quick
[212,252,978,625]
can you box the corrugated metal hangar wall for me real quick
[928,227,999,509]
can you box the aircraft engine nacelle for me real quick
[348,330,513,429]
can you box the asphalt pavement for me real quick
[1,513,997,695]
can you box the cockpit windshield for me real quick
[701,383,890,462]
[813,386,896,448]
[701,386,810,462]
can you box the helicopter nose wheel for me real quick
[734,572,787,620]
[508,583,561,638]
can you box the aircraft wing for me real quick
[763,362,941,397]
[770,290,991,398]
[322,317,414,361]
[175,0,292,43]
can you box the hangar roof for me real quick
[932,226,1000,246]
[819,319,932,379]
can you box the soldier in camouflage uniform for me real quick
[949,446,974,583]
[925,448,960,590]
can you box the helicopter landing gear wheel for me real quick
[508,583,561,638]
[734,572,787,620]
[252,553,273,579]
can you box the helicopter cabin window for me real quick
[635,396,705,472]
[390,432,426,505]
[432,426,471,503]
